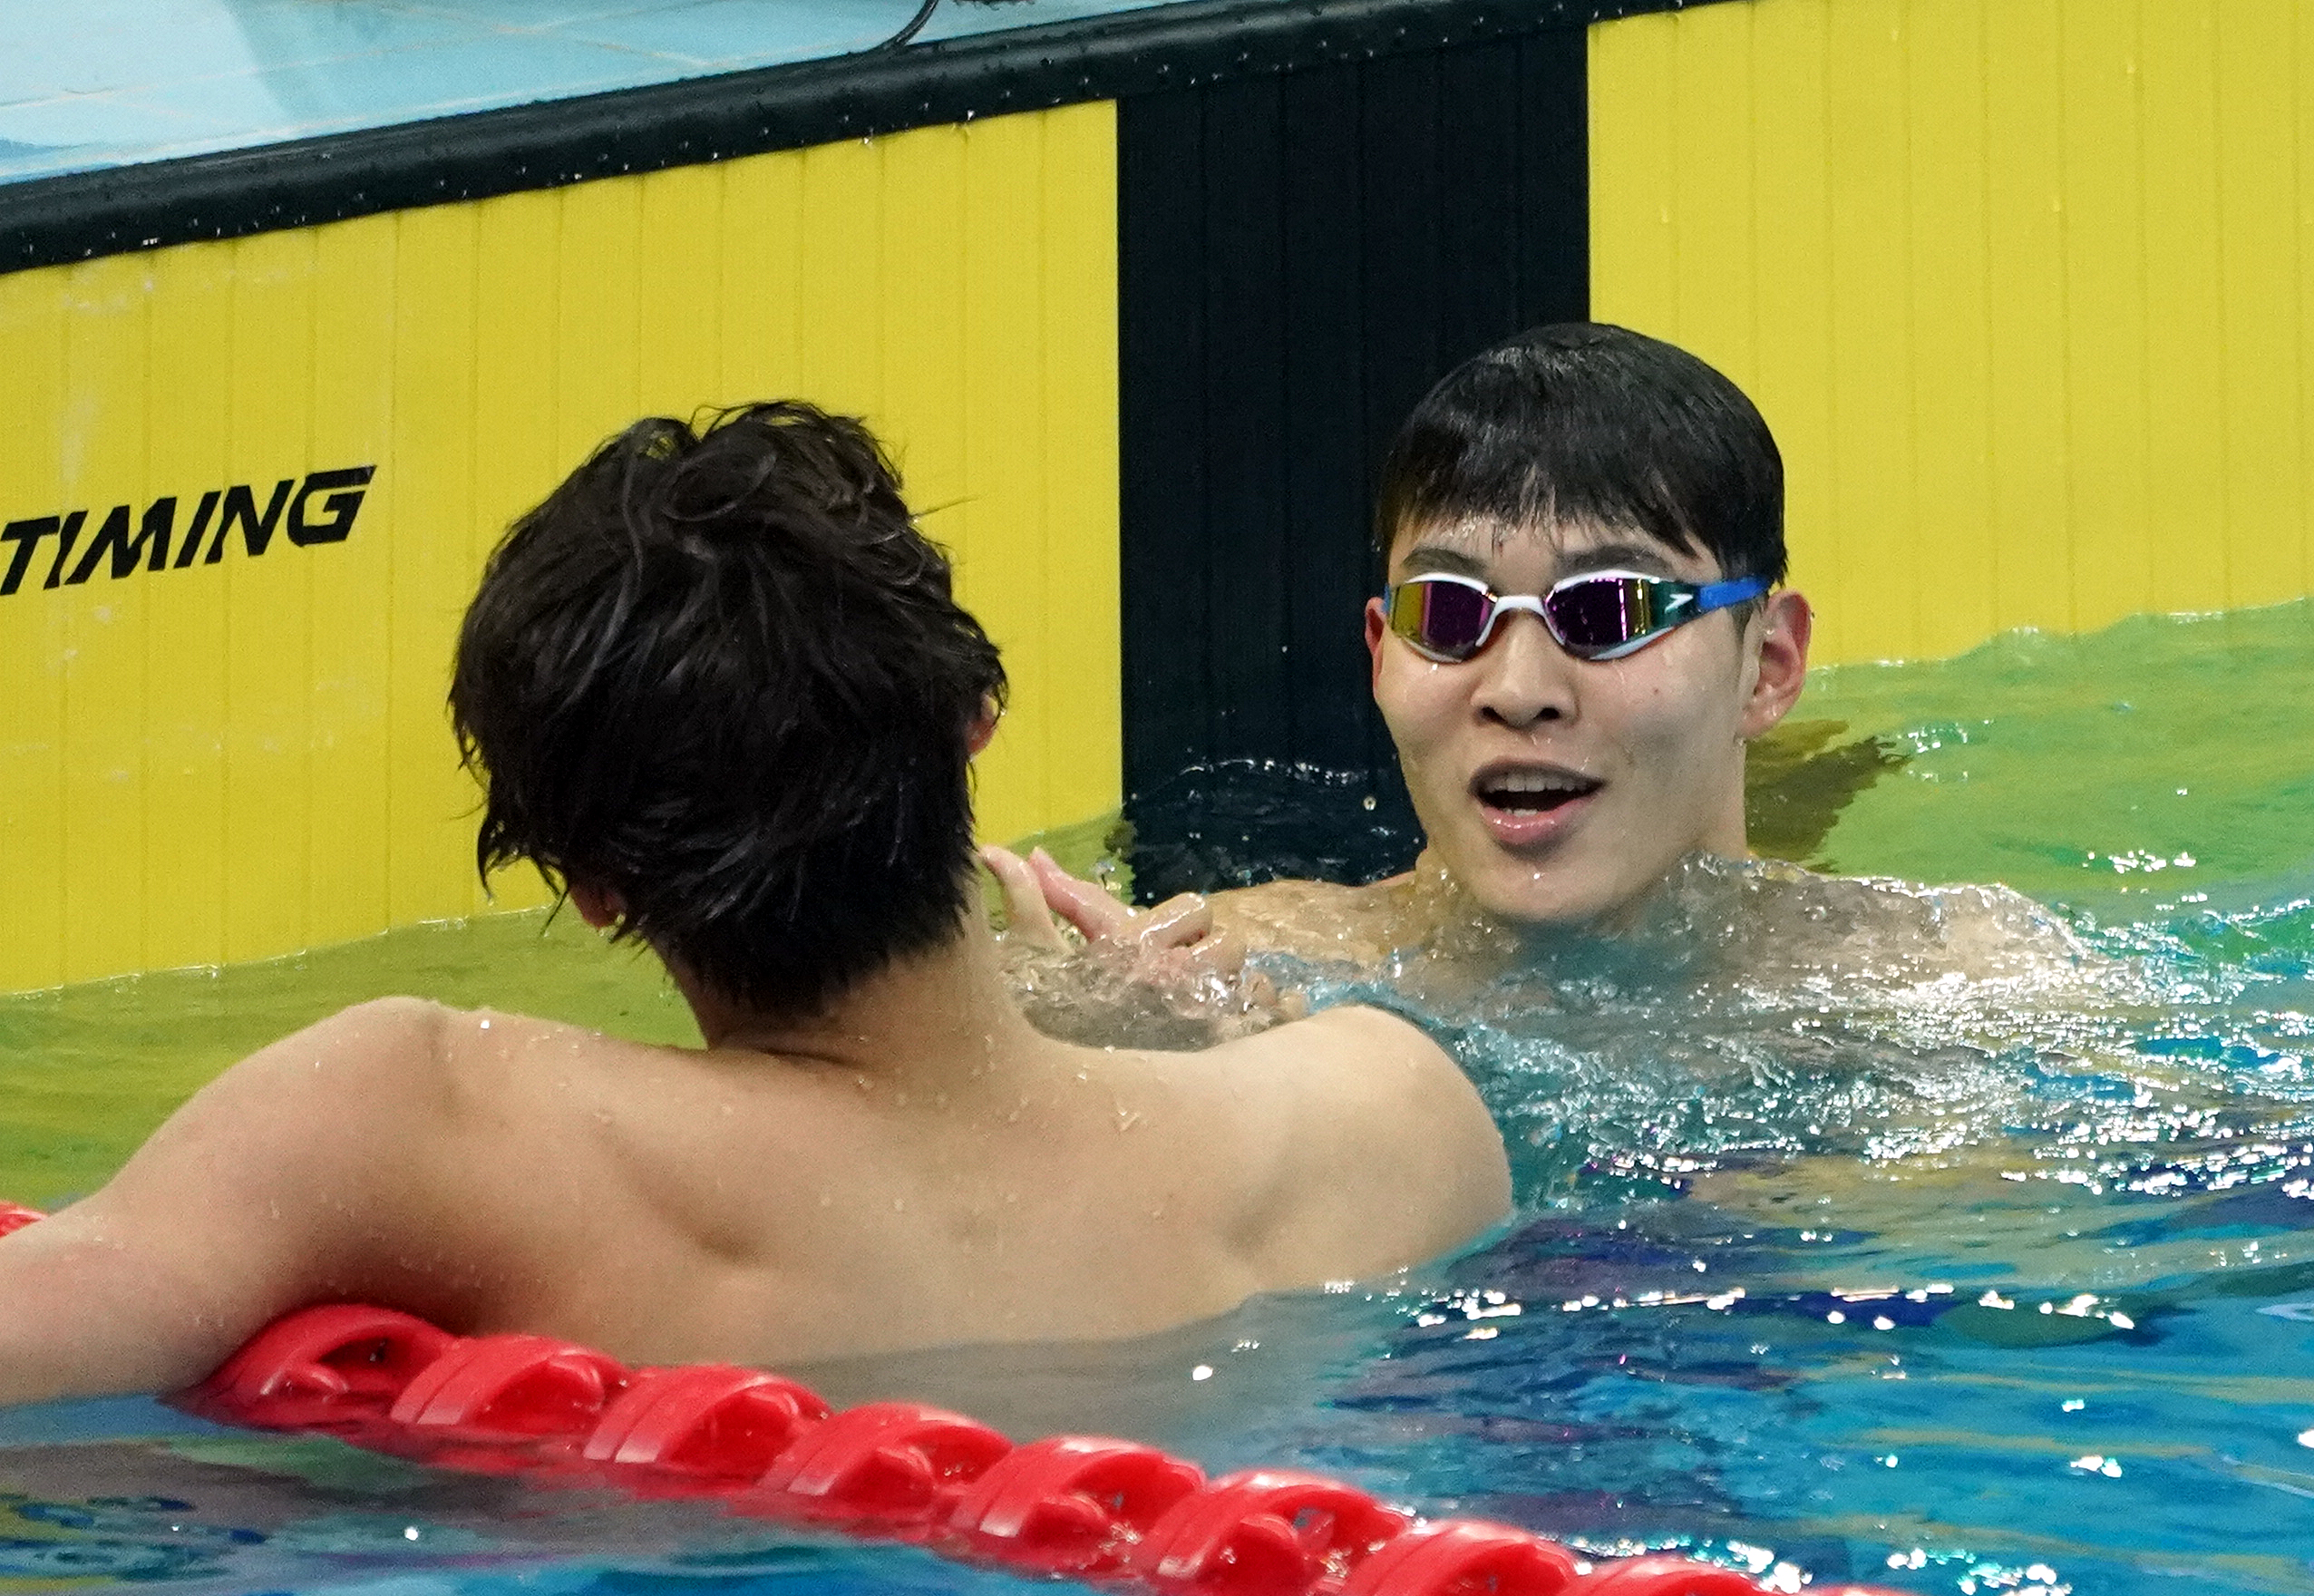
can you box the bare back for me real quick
[0,977,1507,1403]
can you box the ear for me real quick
[1741,589,1813,739]
[569,881,627,930]
[1365,597,1389,693]
[967,695,1001,758]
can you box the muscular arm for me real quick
[0,998,447,1406]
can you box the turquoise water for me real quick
[1,0,1189,186]
[5,603,2314,1595]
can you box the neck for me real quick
[670,914,1046,1086]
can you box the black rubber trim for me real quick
[0,0,1732,275]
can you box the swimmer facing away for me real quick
[0,404,1509,1407]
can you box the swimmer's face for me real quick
[1366,517,1811,929]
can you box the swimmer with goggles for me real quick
[1381,569,1772,664]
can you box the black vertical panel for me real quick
[1356,50,1444,511]
[1199,79,1292,765]
[1118,24,1590,896]
[1118,90,1210,785]
[1519,28,1590,320]
[1351,51,1444,797]
[1436,44,1528,365]
[1278,62,1369,764]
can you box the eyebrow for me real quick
[1395,545,1491,579]
[1395,539,1686,585]
[1554,540,1683,577]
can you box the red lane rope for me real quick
[2,1204,1901,1596]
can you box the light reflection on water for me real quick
[5,603,2314,1594]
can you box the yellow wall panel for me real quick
[0,103,1122,993]
[1979,0,2074,639]
[306,214,399,952]
[220,228,320,968]
[1037,104,1123,835]
[557,177,647,474]
[1902,0,1995,660]
[1827,0,1920,663]
[1588,13,1678,342]
[881,125,969,538]
[960,111,1055,848]
[1670,4,1755,384]
[717,153,804,406]
[797,138,888,422]
[57,255,153,986]
[0,268,67,991]
[384,201,485,930]
[1591,0,2314,664]
[2056,0,2152,636]
[2137,0,2229,618]
[2301,0,2314,608]
[141,245,235,977]
[637,161,727,421]
[2214,0,2306,611]
[1744,0,1841,654]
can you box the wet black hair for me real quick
[449,402,1007,1017]
[1374,323,1785,584]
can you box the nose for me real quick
[1469,609,1577,728]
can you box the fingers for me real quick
[980,845,1069,951]
[1027,847,1140,943]
[1179,926,1245,983]
[1136,893,1215,951]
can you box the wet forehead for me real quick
[1391,519,1711,586]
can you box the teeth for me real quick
[1489,770,1588,793]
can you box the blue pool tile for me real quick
[547,1,908,71]
[117,32,683,147]
[1,4,481,108]
[919,0,1183,42]
[390,0,741,29]
[0,0,1205,187]
[0,92,246,183]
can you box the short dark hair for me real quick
[1374,323,1785,584]
[450,402,1006,1017]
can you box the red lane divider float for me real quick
[0,1203,1905,1596]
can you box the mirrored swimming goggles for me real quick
[1383,569,1772,663]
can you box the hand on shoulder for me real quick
[982,845,1300,1045]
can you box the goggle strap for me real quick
[1693,574,1771,614]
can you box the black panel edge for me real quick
[1,0,1736,275]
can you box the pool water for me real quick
[5,602,2314,1596]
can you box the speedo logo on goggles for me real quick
[1383,569,1771,663]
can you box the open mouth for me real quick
[1472,765,1604,815]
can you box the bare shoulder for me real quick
[1736,861,2094,985]
[164,995,453,1141]
[1210,876,1407,962]
[1842,872,2093,981]
[1248,1000,1440,1066]
[1249,1005,1492,1143]
[1217,1003,1511,1274]
[100,997,472,1255]
[136,996,597,1215]
[1923,880,2089,959]
[0,996,474,1400]
[1211,878,1375,919]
